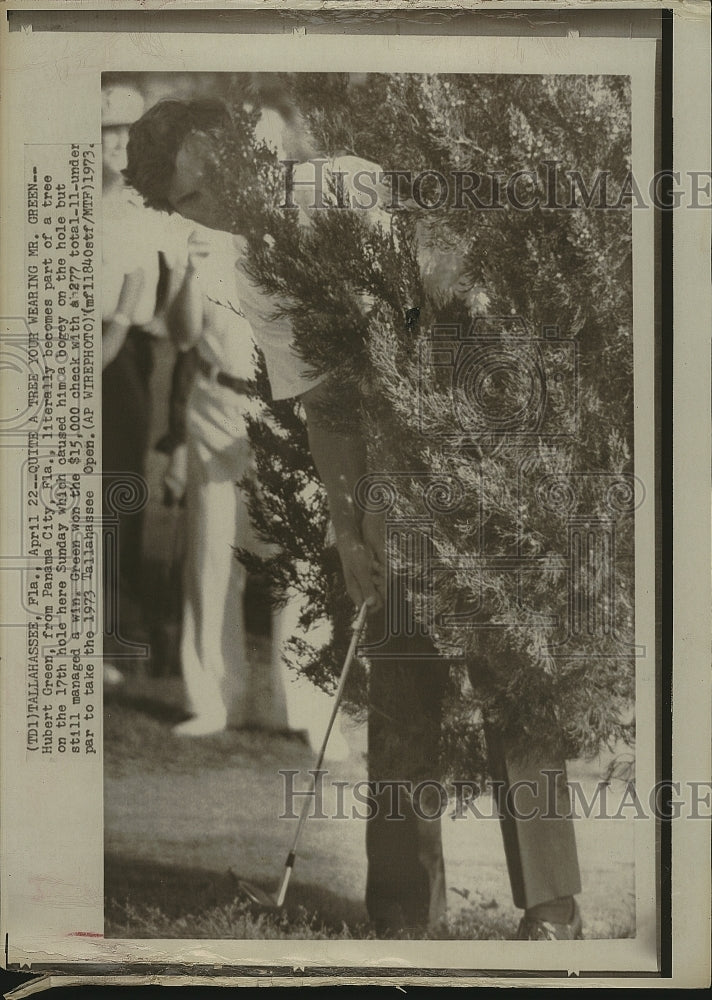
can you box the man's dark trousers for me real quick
[102,326,154,649]
[364,608,581,934]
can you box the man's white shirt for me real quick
[171,153,394,402]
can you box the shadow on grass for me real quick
[105,852,370,940]
[106,688,188,726]
[104,854,529,941]
[104,693,316,777]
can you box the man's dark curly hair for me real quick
[124,98,232,212]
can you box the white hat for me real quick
[101,85,145,127]
[254,107,288,159]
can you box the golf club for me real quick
[238,600,370,911]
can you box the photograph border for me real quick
[1,1,709,991]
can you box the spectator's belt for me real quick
[196,354,250,395]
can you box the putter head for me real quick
[237,879,279,911]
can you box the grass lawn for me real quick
[104,670,636,941]
[104,338,636,941]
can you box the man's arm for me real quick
[102,268,145,370]
[167,230,209,351]
[300,380,383,611]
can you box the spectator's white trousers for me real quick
[180,376,289,730]
[180,375,353,755]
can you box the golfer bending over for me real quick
[125,96,583,941]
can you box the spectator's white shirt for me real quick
[102,186,180,330]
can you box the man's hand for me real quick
[186,230,212,272]
[335,529,382,612]
[143,313,169,339]
[169,231,208,350]
[102,267,144,369]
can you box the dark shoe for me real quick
[516,899,583,940]
[371,918,427,940]
[369,903,428,940]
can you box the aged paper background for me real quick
[0,1,709,989]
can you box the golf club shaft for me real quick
[275,600,369,907]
